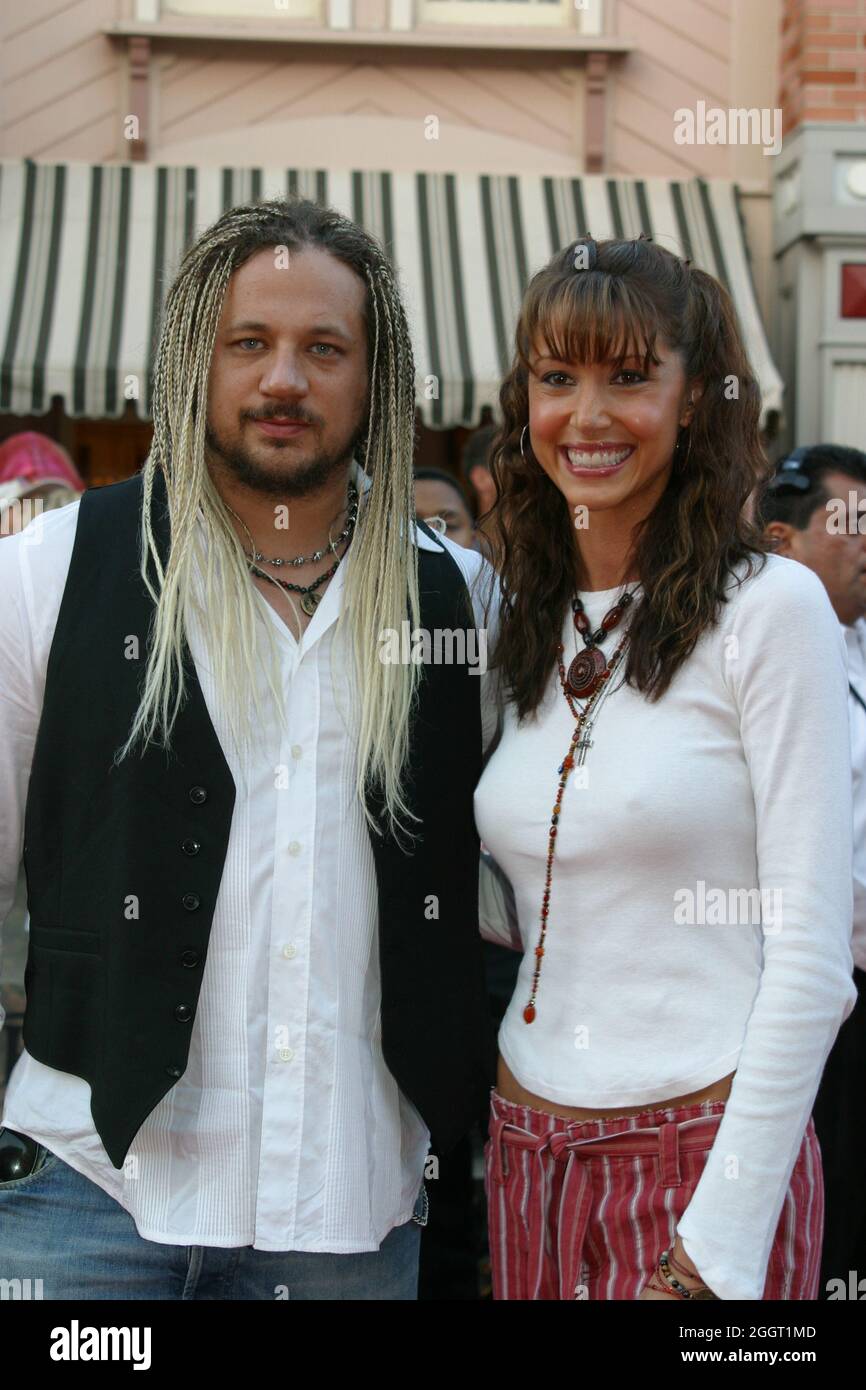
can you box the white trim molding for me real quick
[161,0,323,18]
[575,0,603,36]
[327,0,353,28]
[389,0,414,30]
[418,0,603,32]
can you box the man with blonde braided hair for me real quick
[0,198,499,1299]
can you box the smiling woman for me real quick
[488,234,769,715]
[475,234,856,1303]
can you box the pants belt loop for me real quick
[658,1121,682,1188]
[489,1113,510,1186]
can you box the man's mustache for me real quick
[245,407,321,425]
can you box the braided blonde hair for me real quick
[114,198,422,842]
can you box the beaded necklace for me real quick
[565,589,635,699]
[232,483,359,616]
[523,589,636,1024]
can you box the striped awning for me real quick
[0,158,783,429]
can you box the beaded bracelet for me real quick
[655,1248,719,1300]
[644,1267,698,1300]
[646,1272,682,1298]
[648,1270,717,1301]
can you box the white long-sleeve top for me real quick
[474,553,857,1300]
[0,460,498,1252]
[843,618,866,973]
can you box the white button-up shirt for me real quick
[0,460,496,1252]
[844,618,866,974]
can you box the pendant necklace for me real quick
[565,588,635,699]
[523,588,637,1024]
[229,483,359,616]
[247,555,343,616]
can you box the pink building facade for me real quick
[3,0,861,472]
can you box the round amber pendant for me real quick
[566,646,606,698]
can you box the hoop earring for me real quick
[520,424,531,463]
[675,427,692,472]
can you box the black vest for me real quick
[21,471,496,1169]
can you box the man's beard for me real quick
[205,410,368,500]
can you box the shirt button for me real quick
[165,1064,182,1078]
[291,745,303,760]
[278,1047,294,1062]
[180,950,200,968]
[182,893,201,911]
[287,841,301,856]
[281,944,297,959]
[189,786,208,804]
[181,839,201,856]
[175,1004,193,1023]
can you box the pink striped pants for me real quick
[483,1088,824,1300]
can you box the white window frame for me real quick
[417,0,603,32]
[153,0,326,22]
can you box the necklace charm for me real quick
[300,591,320,617]
[566,646,607,698]
[565,589,634,699]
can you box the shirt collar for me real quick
[192,461,446,656]
[350,457,444,552]
[843,617,866,677]
[350,457,372,499]
[414,521,448,552]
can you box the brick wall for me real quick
[780,0,866,128]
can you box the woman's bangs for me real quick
[525,274,663,375]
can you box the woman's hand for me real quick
[638,1281,676,1301]
[638,1236,713,1300]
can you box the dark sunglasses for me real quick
[764,447,814,496]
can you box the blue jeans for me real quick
[0,1143,425,1300]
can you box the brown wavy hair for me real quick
[488,235,771,718]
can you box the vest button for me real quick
[182,893,201,911]
[175,1004,192,1023]
[181,839,201,856]
[189,786,208,804]
[165,1065,182,1078]
[180,950,200,968]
